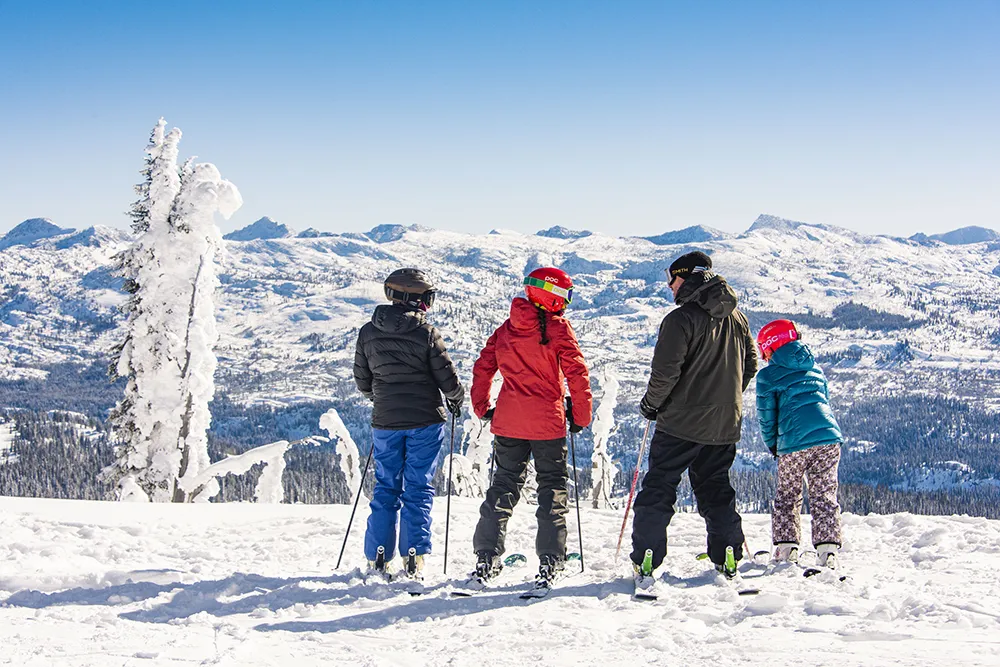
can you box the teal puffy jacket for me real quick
[755,341,842,456]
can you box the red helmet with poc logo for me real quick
[524,267,574,312]
[757,319,799,361]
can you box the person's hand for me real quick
[447,397,463,415]
[639,395,658,421]
[482,408,495,422]
[565,397,583,433]
[768,446,778,459]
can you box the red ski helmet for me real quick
[524,267,574,312]
[757,319,799,361]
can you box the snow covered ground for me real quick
[2,497,999,666]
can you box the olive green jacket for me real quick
[642,273,758,444]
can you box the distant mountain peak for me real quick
[642,225,730,246]
[297,227,336,239]
[536,226,592,240]
[55,226,133,250]
[911,226,999,246]
[1,218,75,250]
[365,224,432,244]
[224,217,293,241]
[746,214,807,233]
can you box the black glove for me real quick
[639,395,658,421]
[446,396,463,415]
[483,408,495,422]
[768,445,778,459]
[565,397,583,433]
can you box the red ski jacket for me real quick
[471,297,592,440]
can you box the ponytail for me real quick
[537,307,550,345]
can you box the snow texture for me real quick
[1,497,999,666]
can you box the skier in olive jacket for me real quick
[354,268,464,578]
[632,251,758,577]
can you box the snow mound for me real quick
[224,217,293,241]
[0,218,75,250]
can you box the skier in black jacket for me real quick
[631,251,757,578]
[354,268,464,578]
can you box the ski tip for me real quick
[737,588,760,596]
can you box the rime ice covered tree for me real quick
[320,408,362,502]
[590,368,620,509]
[107,120,242,502]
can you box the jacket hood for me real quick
[372,303,425,334]
[768,340,815,370]
[509,296,546,332]
[676,273,737,319]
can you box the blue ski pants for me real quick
[364,422,445,561]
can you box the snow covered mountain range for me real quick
[2,214,1000,507]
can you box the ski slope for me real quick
[1,496,999,666]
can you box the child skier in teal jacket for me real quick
[755,319,843,569]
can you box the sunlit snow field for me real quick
[2,497,999,666]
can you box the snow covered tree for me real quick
[106,120,242,502]
[320,408,362,501]
[590,367,620,509]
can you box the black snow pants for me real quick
[630,429,745,568]
[473,436,568,559]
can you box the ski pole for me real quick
[569,428,585,572]
[615,421,652,561]
[443,411,456,575]
[335,442,375,570]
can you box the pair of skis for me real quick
[634,546,761,601]
[751,549,850,582]
[452,553,580,599]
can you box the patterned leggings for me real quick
[772,443,842,547]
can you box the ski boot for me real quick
[773,542,799,564]
[403,547,425,580]
[816,543,839,570]
[536,553,565,586]
[366,545,391,581]
[475,551,503,582]
[633,548,654,578]
[715,545,739,580]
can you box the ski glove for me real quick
[768,445,778,459]
[447,396,463,415]
[639,395,658,421]
[565,397,583,433]
[483,408,495,422]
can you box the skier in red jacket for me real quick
[470,267,593,586]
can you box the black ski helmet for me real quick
[384,268,436,310]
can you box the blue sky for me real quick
[0,1,997,237]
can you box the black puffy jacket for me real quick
[642,273,758,445]
[354,304,464,430]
